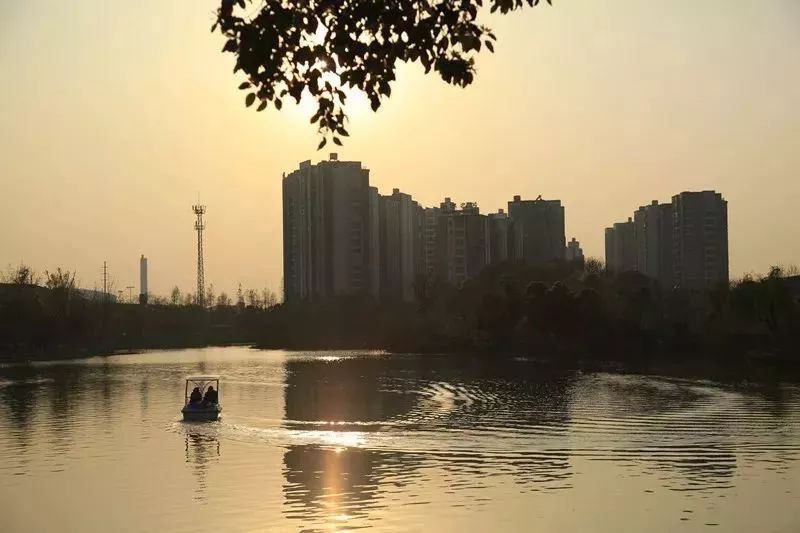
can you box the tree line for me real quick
[255,259,800,363]
[2,259,799,363]
[0,263,279,360]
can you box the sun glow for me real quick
[319,430,365,448]
[290,83,372,121]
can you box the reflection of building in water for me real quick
[283,358,418,423]
[282,446,383,524]
[281,355,579,527]
[281,357,425,527]
[185,432,220,500]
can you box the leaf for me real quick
[288,83,303,103]
[486,41,494,53]
[238,82,251,90]
[317,138,328,150]
[256,101,267,112]
[222,39,237,53]
[333,136,342,146]
[275,98,283,110]
[245,93,256,107]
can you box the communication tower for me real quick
[192,204,206,307]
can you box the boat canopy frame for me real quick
[184,375,220,405]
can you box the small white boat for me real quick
[181,375,222,422]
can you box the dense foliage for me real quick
[259,262,800,360]
[212,0,551,145]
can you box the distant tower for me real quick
[192,204,206,306]
[139,255,148,304]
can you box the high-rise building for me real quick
[368,186,381,298]
[604,228,615,272]
[379,188,416,302]
[672,191,729,289]
[507,195,565,264]
[488,209,510,264]
[633,200,674,287]
[436,199,490,286]
[423,207,440,277]
[565,238,584,262]
[282,154,376,302]
[412,201,426,279]
[605,218,636,273]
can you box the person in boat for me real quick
[189,387,202,405]
[202,385,218,406]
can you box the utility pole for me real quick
[103,261,108,302]
[192,203,206,307]
[126,285,135,303]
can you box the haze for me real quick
[1,0,798,297]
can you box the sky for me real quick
[1,0,799,298]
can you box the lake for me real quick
[1,347,798,532]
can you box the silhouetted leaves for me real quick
[212,0,552,147]
[222,39,237,53]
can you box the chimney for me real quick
[329,153,338,161]
[139,255,148,305]
[498,208,504,214]
[393,188,400,194]
[651,200,658,205]
[513,195,521,202]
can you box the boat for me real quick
[181,375,222,421]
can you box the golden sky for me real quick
[1,0,798,297]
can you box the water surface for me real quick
[1,347,798,532]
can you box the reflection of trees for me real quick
[484,372,574,490]
[140,378,149,417]
[0,368,39,450]
[184,431,220,500]
[645,447,737,491]
[571,375,744,492]
[407,360,577,490]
